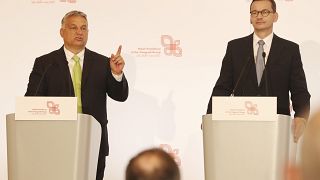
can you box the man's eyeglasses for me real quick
[250,9,274,17]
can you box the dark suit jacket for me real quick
[25,46,129,156]
[207,33,310,119]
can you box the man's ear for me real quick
[60,28,64,38]
[273,12,279,23]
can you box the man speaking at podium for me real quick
[206,0,310,143]
[25,10,129,180]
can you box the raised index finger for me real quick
[116,45,122,56]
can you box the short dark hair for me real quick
[61,10,87,27]
[126,148,180,180]
[250,0,277,12]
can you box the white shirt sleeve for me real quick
[112,72,123,82]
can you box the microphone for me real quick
[34,63,54,96]
[231,57,251,96]
[262,52,269,96]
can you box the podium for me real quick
[6,97,101,180]
[202,97,291,180]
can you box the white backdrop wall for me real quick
[1,0,320,180]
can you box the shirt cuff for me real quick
[112,72,123,82]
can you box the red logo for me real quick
[31,0,76,4]
[59,0,76,3]
[47,101,60,115]
[159,144,181,166]
[245,101,259,115]
[161,35,182,57]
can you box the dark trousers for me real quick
[96,153,106,180]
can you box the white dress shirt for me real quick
[253,32,273,63]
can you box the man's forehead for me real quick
[67,22,87,26]
[251,1,272,10]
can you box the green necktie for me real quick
[72,55,82,113]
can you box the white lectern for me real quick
[6,97,101,180]
[202,97,291,180]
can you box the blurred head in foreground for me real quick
[126,148,180,180]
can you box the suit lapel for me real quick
[257,34,283,90]
[82,48,93,89]
[266,34,282,68]
[55,46,75,96]
[246,34,259,88]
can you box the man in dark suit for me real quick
[206,0,310,143]
[25,10,128,180]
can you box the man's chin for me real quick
[73,43,86,49]
[254,26,270,32]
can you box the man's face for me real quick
[250,1,278,33]
[60,15,88,51]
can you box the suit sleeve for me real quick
[105,58,129,102]
[290,45,310,119]
[206,42,234,114]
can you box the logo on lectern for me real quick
[47,101,60,115]
[245,101,259,115]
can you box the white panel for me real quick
[1,0,319,180]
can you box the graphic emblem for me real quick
[161,35,182,57]
[47,101,60,115]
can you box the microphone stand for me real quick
[34,63,53,96]
[231,57,251,96]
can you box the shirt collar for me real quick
[64,46,85,63]
[253,32,273,47]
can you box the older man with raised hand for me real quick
[25,10,129,180]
